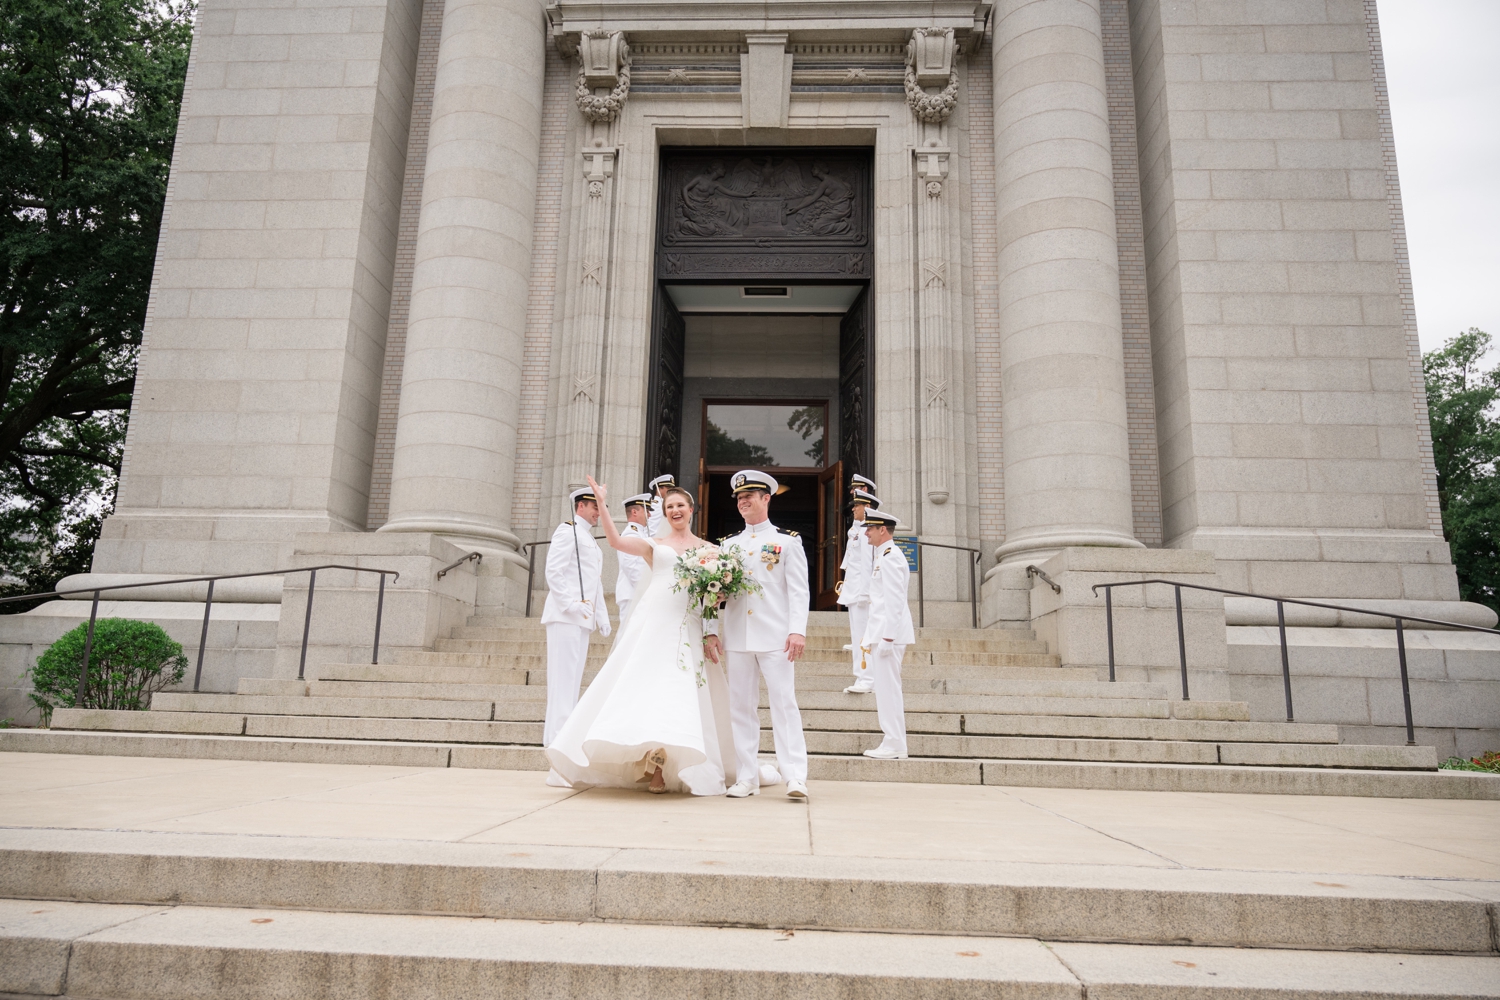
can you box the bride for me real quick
[544,475,732,795]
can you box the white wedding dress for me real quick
[545,541,733,795]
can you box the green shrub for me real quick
[26,618,187,726]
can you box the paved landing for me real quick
[3,752,1497,880]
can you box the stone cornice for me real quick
[547,0,992,54]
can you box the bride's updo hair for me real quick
[662,486,695,510]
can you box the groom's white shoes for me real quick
[863,745,907,760]
[843,680,873,693]
[726,780,759,798]
[786,780,809,799]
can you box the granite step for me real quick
[432,638,1060,666]
[450,626,1053,654]
[304,676,1173,703]
[2,829,1495,955]
[6,729,1494,797]
[786,730,1436,769]
[322,659,1094,685]
[48,710,1427,769]
[54,707,1346,747]
[151,692,495,720]
[9,896,1494,1000]
[463,617,1038,643]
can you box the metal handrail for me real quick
[912,539,983,629]
[1026,564,1062,595]
[1089,578,1500,745]
[436,551,482,579]
[0,564,401,697]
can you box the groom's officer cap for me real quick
[850,473,877,493]
[647,473,675,490]
[863,508,900,528]
[623,492,653,509]
[731,470,783,495]
[849,488,880,509]
[569,487,597,505]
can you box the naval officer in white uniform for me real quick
[838,486,880,693]
[614,493,653,626]
[702,470,811,800]
[644,473,675,538]
[860,508,915,759]
[541,487,611,784]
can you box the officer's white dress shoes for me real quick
[843,680,874,693]
[862,746,907,760]
[725,780,760,798]
[786,779,808,799]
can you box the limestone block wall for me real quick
[1128,0,1455,602]
[98,0,423,577]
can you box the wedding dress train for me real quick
[545,541,733,795]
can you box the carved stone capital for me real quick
[915,145,950,195]
[575,30,631,123]
[582,146,615,183]
[905,27,958,124]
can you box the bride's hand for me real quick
[586,475,607,507]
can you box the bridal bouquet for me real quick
[672,545,762,621]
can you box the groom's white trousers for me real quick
[544,623,590,746]
[726,650,808,786]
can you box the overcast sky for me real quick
[1378,0,1500,353]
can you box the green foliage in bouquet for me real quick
[26,618,186,726]
[673,545,763,620]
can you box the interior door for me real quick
[815,461,844,609]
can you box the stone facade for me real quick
[4,0,1493,749]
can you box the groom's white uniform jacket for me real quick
[541,520,610,635]
[706,521,809,649]
[862,540,915,648]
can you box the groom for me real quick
[703,470,811,800]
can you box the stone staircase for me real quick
[21,611,1491,797]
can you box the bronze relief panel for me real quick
[656,149,872,280]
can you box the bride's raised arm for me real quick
[588,475,654,561]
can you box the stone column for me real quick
[379,0,545,565]
[991,0,1140,564]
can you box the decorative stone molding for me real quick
[905,28,958,123]
[574,30,631,122]
[914,143,955,505]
